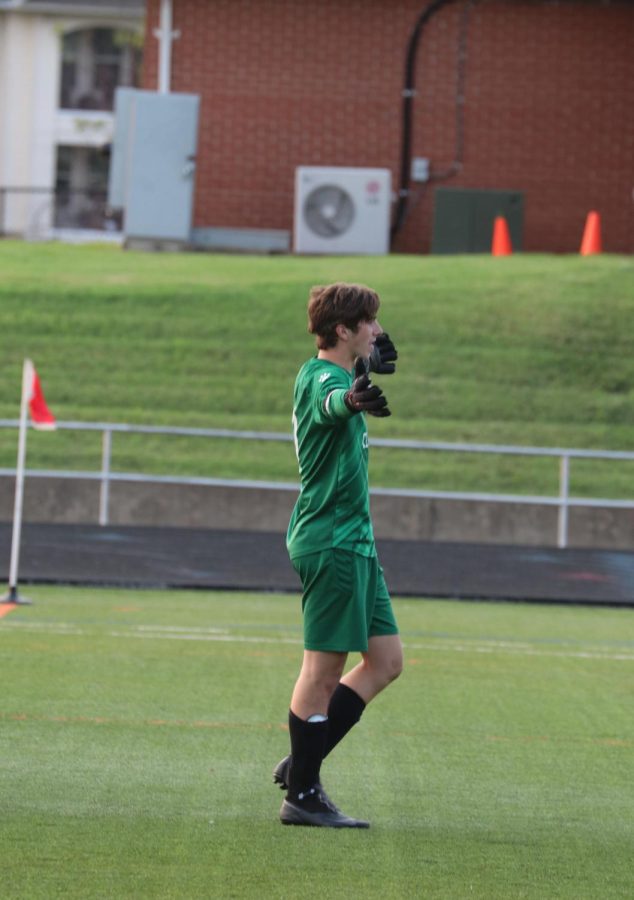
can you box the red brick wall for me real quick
[144,0,634,253]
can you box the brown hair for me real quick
[307,282,380,349]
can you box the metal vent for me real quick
[303,184,355,238]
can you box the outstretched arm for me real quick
[324,358,391,419]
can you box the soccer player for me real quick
[274,282,403,828]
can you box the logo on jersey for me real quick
[362,431,369,449]
[318,372,331,383]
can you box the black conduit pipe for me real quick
[391,0,460,243]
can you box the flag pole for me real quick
[1,359,33,605]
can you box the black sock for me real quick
[287,710,328,800]
[323,683,366,758]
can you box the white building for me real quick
[0,0,144,240]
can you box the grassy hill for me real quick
[1,241,633,497]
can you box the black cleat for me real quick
[273,754,291,791]
[273,755,327,798]
[280,786,370,829]
[273,756,339,814]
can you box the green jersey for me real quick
[286,357,375,560]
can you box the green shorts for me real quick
[291,549,399,652]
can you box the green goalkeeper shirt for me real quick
[286,357,376,560]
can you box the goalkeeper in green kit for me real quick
[274,282,403,828]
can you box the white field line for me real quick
[3,620,634,662]
[111,631,305,645]
[405,641,634,662]
[137,625,230,634]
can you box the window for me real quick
[59,28,142,112]
[54,146,122,231]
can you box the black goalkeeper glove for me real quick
[344,358,391,417]
[368,332,398,375]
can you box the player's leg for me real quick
[286,649,346,799]
[290,648,347,719]
[273,677,366,790]
[281,648,369,827]
[278,633,401,807]
[340,632,404,703]
[278,551,371,826]
[323,558,401,752]
[277,554,400,781]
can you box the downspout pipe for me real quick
[391,0,459,243]
[156,0,175,93]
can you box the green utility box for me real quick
[431,187,524,254]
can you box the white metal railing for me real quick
[1,419,633,549]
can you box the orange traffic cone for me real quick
[492,215,512,256]
[580,210,602,255]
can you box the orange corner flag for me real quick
[2,359,56,605]
[26,360,56,430]
[580,210,602,255]
[492,215,512,256]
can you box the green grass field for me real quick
[1,242,634,498]
[1,586,633,899]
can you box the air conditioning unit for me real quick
[294,166,392,255]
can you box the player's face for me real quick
[350,317,382,359]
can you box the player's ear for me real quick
[335,323,349,342]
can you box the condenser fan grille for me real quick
[303,184,355,237]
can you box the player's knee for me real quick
[364,640,403,690]
[378,645,403,687]
[384,651,403,684]
[302,668,343,702]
